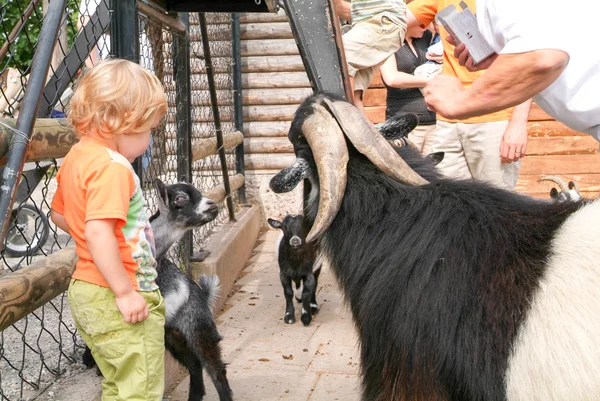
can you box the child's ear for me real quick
[267,218,282,229]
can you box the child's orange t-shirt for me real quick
[408,0,514,124]
[51,136,158,291]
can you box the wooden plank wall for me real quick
[240,11,600,199]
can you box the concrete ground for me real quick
[167,229,362,401]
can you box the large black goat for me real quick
[83,179,233,401]
[270,92,600,401]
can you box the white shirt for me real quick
[477,0,600,141]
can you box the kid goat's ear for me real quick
[267,218,282,229]
[153,178,169,206]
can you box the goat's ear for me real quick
[568,181,576,190]
[427,151,445,166]
[153,179,169,208]
[550,188,559,199]
[267,218,282,229]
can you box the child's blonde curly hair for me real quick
[69,58,168,139]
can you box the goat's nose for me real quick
[290,236,302,247]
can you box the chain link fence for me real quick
[0,1,241,399]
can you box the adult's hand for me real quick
[422,74,466,119]
[500,121,528,163]
[446,35,497,72]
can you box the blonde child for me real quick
[50,59,168,400]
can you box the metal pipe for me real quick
[199,13,235,221]
[0,0,67,252]
[173,12,193,268]
[231,13,247,205]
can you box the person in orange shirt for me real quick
[407,0,531,189]
[50,59,168,400]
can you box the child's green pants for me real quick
[68,279,166,401]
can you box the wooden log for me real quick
[240,11,289,23]
[245,153,296,170]
[240,39,299,56]
[243,121,291,137]
[243,88,311,105]
[364,106,386,124]
[241,55,305,73]
[526,135,598,156]
[0,246,77,331]
[527,121,583,137]
[520,154,600,175]
[243,105,299,122]
[244,137,292,154]
[242,72,310,89]
[0,118,77,165]
[205,173,245,204]
[515,173,600,194]
[163,73,233,91]
[239,22,294,40]
[164,123,238,139]
[191,131,244,162]
[166,107,233,123]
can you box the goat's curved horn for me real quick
[538,175,569,193]
[270,159,309,193]
[321,98,428,186]
[302,102,349,243]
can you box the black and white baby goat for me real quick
[268,215,321,326]
[83,179,232,401]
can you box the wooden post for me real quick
[0,118,77,166]
[0,246,77,332]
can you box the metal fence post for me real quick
[232,13,247,205]
[173,12,193,269]
[111,0,142,176]
[0,0,67,252]
[199,13,235,221]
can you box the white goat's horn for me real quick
[538,175,569,193]
[321,97,428,186]
[302,102,349,243]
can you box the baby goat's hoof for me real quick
[295,296,302,303]
[301,311,312,326]
[284,313,296,324]
[310,303,319,315]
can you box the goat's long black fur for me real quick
[290,94,586,401]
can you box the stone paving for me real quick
[168,229,362,401]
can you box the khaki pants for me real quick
[343,12,406,92]
[408,124,436,155]
[432,120,521,189]
[68,279,166,401]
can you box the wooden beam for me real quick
[239,22,294,40]
[527,121,582,137]
[520,154,600,175]
[191,131,244,162]
[205,173,245,204]
[243,88,311,105]
[240,39,299,57]
[0,246,77,332]
[243,72,310,89]
[526,135,599,156]
[515,173,600,194]
[241,55,305,73]
[243,105,299,122]
[240,12,289,23]
[244,137,292,154]
[243,121,291,137]
[0,118,77,165]
[245,153,296,170]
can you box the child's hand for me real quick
[115,290,149,323]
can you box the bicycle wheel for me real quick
[4,204,50,257]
